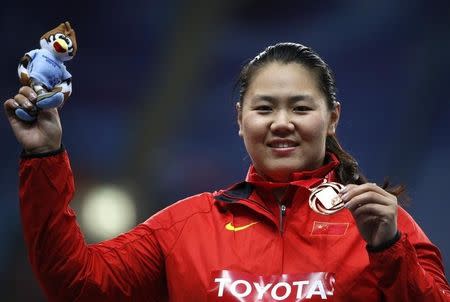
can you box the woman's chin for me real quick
[260,160,320,182]
[262,166,298,182]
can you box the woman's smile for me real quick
[267,139,299,156]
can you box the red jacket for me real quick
[19,150,450,301]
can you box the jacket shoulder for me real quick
[144,192,214,230]
[140,192,214,254]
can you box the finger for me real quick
[344,191,394,211]
[366,183,395,198]
[18,86,37,102]
[14,93,36,110]
[4,98,20,119]
[341,183,393,203]
[351,203,396,221]
[4,98,20,110]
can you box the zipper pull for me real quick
[279,204,286,233]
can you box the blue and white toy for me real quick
[16,22,77,122]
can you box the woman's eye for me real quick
[293,106,311,112]
[255,106,272,112]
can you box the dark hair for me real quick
[237,42,405,197]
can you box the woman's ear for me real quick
[236,102,243,137]
[327,101,341,136]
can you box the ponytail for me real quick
[327,135,407,202]
[326,135,367,185]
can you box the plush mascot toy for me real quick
[15,21,77,122]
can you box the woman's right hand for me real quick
[4,86,62,154]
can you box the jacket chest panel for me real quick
[164,203,379,301]
[281,207,379,299]
[165,212,282,299]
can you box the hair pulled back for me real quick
[237,43,405,197]
[237,42,364,185]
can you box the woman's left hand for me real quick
[340,183,398,248]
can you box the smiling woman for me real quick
[237,43,361,185]
[4,42,450,301]
[237,61,340,182]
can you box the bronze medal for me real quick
[309,181,345,215]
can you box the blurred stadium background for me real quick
[1,0,449,300]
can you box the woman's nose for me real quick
[270,112,295,134]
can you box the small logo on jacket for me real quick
[225,222,258,232]
[311,221,349,236]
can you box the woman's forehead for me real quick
[245,62,323,100]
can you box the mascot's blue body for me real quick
[24,48,72,90]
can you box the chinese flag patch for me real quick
[311,221,349,236]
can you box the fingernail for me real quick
[25,101,33,108]
[13,101,20,108]
[30,92,37,100]
[339,186,348,195]
[341,193,349,202]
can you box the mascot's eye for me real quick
[48,35,55,42]
[66,38,73,47]
[55,33,64,40]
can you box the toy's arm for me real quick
[17,54,32,86]
[53,78,72,106]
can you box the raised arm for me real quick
[5,87,167,301]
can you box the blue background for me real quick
[0,0,449,299]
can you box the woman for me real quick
[4,43,450,301]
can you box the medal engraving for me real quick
[309,182,345,215]
[315,187,341,209]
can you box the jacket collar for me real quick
[214,152,340,203]
[214,153,341,226]
[245,152,340,190]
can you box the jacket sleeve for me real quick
[19,149,167,302]
[367,207,450,301]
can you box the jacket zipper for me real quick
[220,192,273,215]
[219,192,279,228]
[279,204,286,234]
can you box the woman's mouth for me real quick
[267,140,299,155]
[267,140,299,148]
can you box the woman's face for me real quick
[238,62,340,182]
